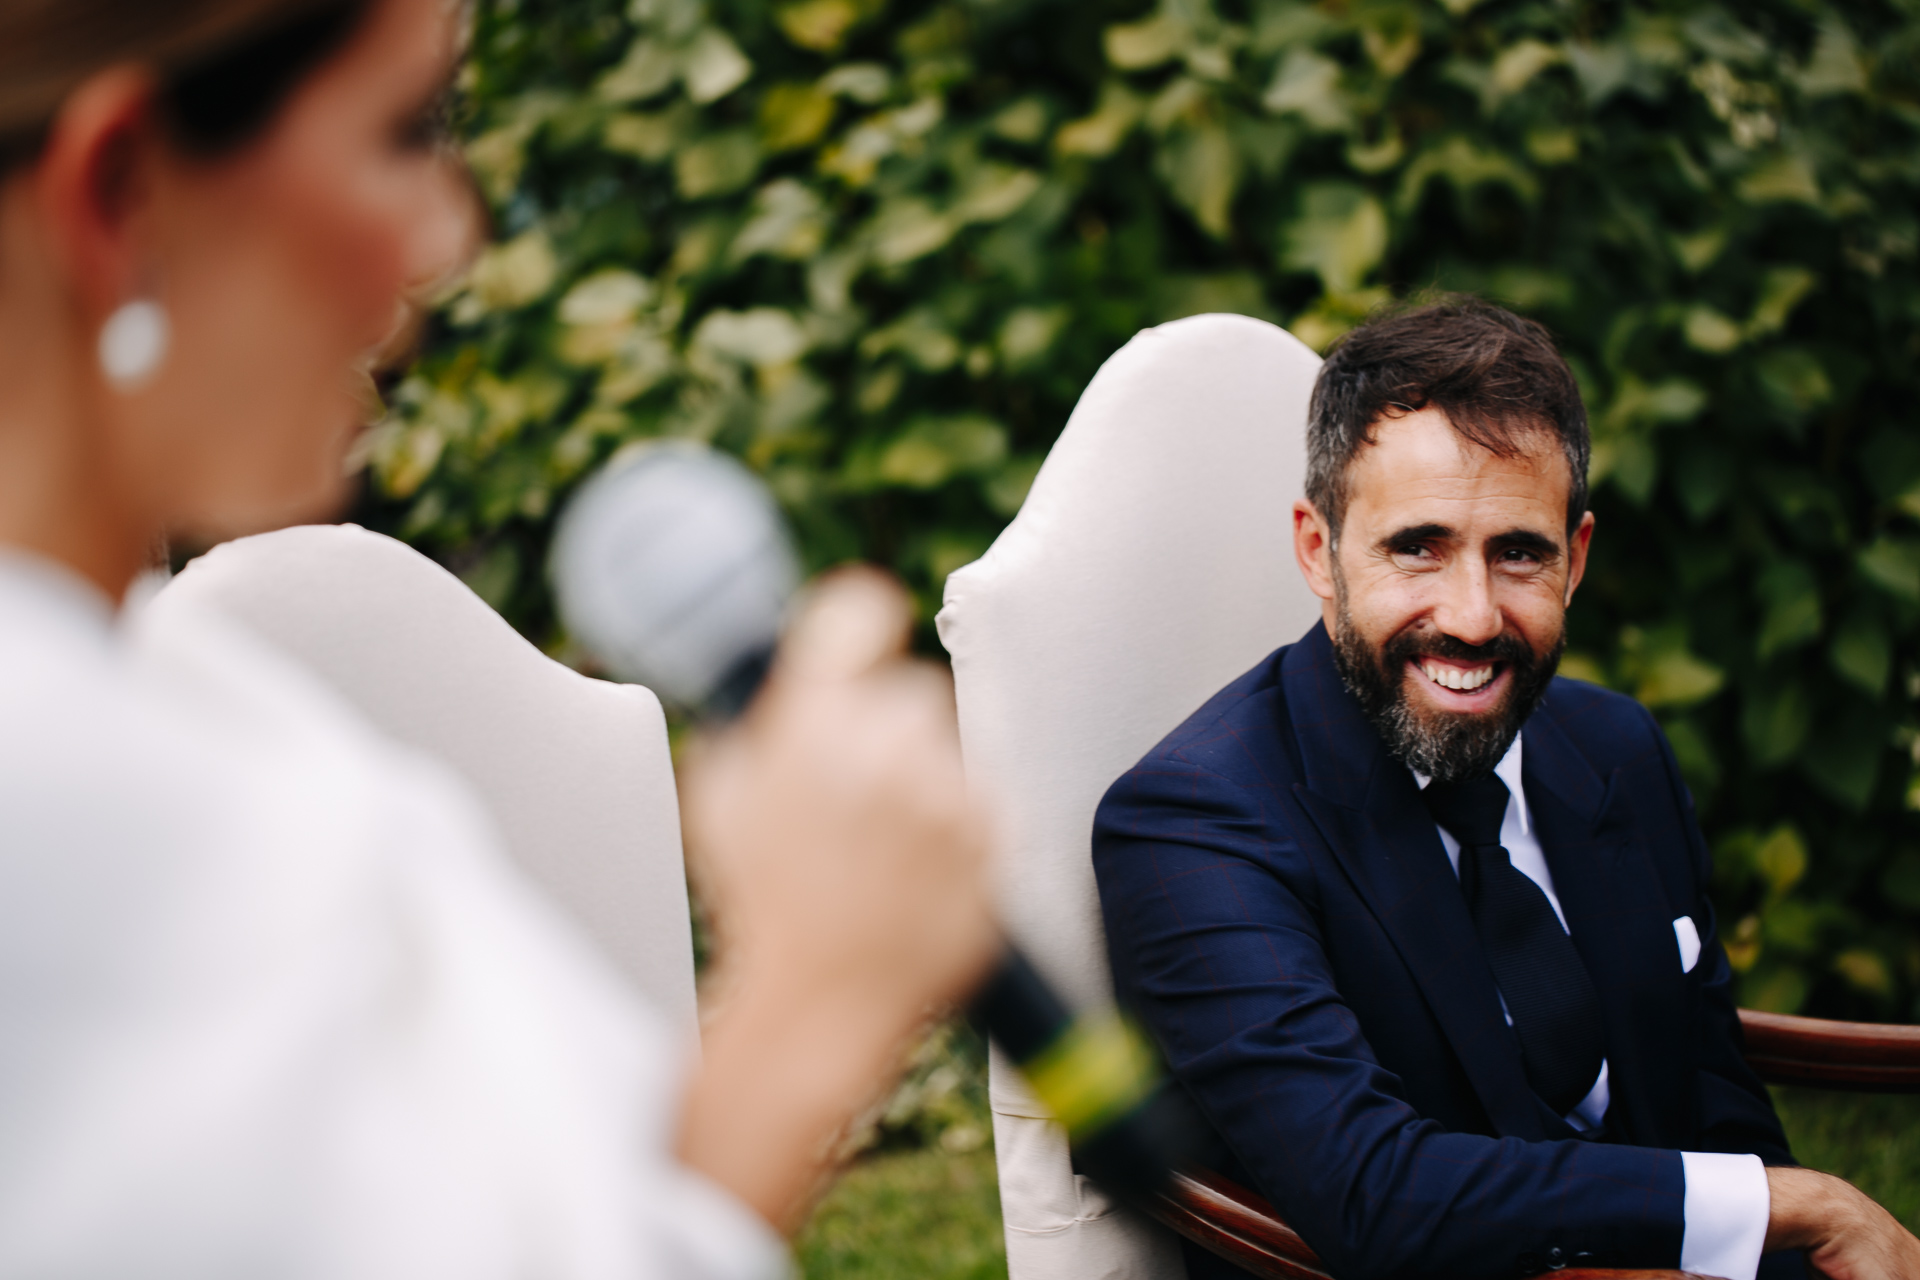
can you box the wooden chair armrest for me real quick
[1147,1166,1330,1280]
[1146,1166,1708,1280]
[1739,1008,1920,1091]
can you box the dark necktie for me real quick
[1420,775,1607,1117]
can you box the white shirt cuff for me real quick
[1680,1151,1770,1280]
[656,1167,794,1280]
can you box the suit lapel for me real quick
[1524,712,1688,1145]
[1281,625,1547,1140]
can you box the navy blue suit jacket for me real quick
[1092,622,1794,1280]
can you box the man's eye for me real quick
[1498,548,1543,566]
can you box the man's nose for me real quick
[1432,559,1503,647]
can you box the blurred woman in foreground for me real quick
[0,0,997,1274]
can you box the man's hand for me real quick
[1766,1166,1920,1280]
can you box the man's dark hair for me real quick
[1304,296,1590,541]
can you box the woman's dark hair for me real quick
[1304,295,1591,540]
[0,0,372,176]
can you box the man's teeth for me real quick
[1420,660,1495,692]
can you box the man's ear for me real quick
[30,67,161,319]
[1564,510,1595,605]
[1293,500,1336,603]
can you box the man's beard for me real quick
[1330,573,1566,784]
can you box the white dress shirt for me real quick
[0,551,786,1280]
[1414,736,1769,1280]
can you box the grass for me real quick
[1774,1087,1920,1231]
[797,1145,1009,1280]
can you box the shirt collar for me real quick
[1410,733,1532,837]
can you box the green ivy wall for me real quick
[358,0,1920,1021]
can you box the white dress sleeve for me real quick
[0,588,788,1280]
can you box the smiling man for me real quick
[1091,299,1919,1280]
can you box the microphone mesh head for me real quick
[549,442,800,708]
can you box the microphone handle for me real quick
[968,947,1190,1203]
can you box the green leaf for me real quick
[597,38,679,103]
[776,0,861,52]
[1663,716,1721,795]
[863,415,1009,489]
[1833,948,1893,996]
[1624,625,1725,708]
[1395,136,1539,213]
[1801,703,1885,812]
[1881,851,1920,913]
[984,456,1044,517]
[1741,681,1810,768]
[1670,443,1732,522]
[674,129,761,197]
[1756,347,1832,421]
[1474,40,1563,111]
[1358,6,1421,79]
[681,28,753,102]
[1747,266,1817,337]
[1858,536,1920,603]
[1053,82,1142,157]
[1280,182,1387,293]
[460,230,559,312]
[1261,49,1349,131]
[997,306,1069,369]
[692,307,810,367]
[1755,560,1821,659]
[760,83,836,151]
[1683,306,1742,353]
[1796,18,1867,97]
[1737,152,1821,206]
[1105,9,1189,71]
[951,164,1043,225]
[1159,124,1244,238]
[731,179,828,262]
[1754,824,1808,898]
[868,198,957,266]
[1743,964,1808,1014]
[604,104,691,162]
[1829,607,1891,695]
[558,269,653,326]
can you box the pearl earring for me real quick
[98,299,171,391]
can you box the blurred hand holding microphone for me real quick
[550,444,1191,1208]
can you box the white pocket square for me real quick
[1673,916,1702,973]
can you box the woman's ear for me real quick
[30,66,162,318]
[1293,500,1337,603]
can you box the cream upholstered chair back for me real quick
[150,524,696,1028]
[937,314,1325,1280]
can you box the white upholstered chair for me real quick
[936,313,1326,1280]
[149,524,696,1028]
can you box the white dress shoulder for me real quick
[0,552,784,1280]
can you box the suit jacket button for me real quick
[1517,1251,1543,1275]
[1547,1246,1566,1270]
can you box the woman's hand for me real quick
[676,567,998,1233]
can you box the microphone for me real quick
[550,443,1193,1204]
